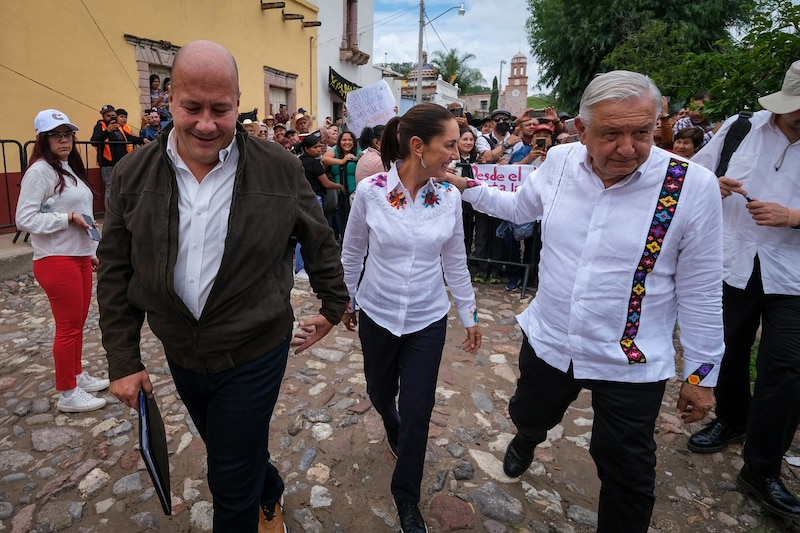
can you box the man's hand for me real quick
[718,176,746,199]
[746,200,794,227]
[677,382,715,424]
[110,370,153,411]
[291,314,335,354]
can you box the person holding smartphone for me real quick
[16,109,108,413]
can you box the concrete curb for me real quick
[0,232,34,281]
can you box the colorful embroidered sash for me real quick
[619,159,687,364]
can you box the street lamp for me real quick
[416,2,466,104]
[499,59,507,93]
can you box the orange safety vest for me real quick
[122,124,134,153]
[99,121,129,161]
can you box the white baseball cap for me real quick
[759,60,800,114]
[34,109,79,134]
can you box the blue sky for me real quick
[372,0,538,92]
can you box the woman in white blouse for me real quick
[16,109,109,413]
[340,103,481,533]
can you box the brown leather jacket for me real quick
[97,125,347,379]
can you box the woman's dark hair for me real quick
[380,103,454,171]
[337,131,358,156]
[163,77,171,91]
[358,124,385,150]
[674,126,704,149]
[27,133,91,196]
[149,74,161,88]
[458,127,478,161]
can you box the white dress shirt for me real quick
[692,110,800,295]
[167,131,238,320]
[463,143,724,385]
[341,161,477,336]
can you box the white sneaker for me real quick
[76,372,110,393]
[294,269,309,281]
[57,387,107,413]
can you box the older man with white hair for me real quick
[446,70,724,532]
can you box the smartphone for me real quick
[529,109,546,118]
[452,107,464,117]
[82,214,101,241]
[535,138,546,149]
[564,118,578,135]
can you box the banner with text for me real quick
[469,164,536,192]
[328,67,361,101]
[345,79,396,138]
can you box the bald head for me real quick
[172,40,240,98]
[169,40,241,177]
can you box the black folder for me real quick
[138,389,172,515]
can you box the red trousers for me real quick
[33,256,92,391]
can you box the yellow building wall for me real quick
[0,0,319,171]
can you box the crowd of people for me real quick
[13,39,800,532]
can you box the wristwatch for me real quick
[501,141,510,149]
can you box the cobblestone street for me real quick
[0,266,797,532]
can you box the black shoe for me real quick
[687,418,746,453]
[503,435,536,478]
[738,464,800,522]
[395,498,428,533]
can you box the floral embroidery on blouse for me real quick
[370,174,388,188]
[471,307,478,324]
[465,179,482,189]
[441,181,454,192]
[388,190,407,209]
[422,189,440,208]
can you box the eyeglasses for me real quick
[47,131,74,140]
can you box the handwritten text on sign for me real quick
[345,79,396,138]
[470,164,536,192]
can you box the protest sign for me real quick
[345,79,396,138]
[469,164,536,192]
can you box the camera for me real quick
[495,121,513,135]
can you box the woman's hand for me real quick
[91,257,100,272]
[69,213,91,231]
[342,312,357,331]
[462,325,482,353]
[343,153,356,162]
[437,172,468,192]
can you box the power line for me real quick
[0,63,97,112]
[79,0,140,94]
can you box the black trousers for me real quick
[168,336,290,532]
[509,338,666,533]
[358,311,446,503]
[717,260,800,477]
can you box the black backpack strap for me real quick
[483,134,498,149]
[715,111,753,177]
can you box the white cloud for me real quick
[371,0,546,92]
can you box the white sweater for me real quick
[15,160,98,260]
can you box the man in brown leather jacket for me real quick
[97,40,347,533]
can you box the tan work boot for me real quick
[258,497,287,533]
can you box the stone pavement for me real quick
[0,250,796,532]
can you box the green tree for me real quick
[490,77,499,111]
[389,62,413,78]
[429,48,487,95]
[525,0,752,111]
[691,0,800,119]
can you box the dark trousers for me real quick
[472,212,503,275]
[359,311,446,503]
[718,260,800,477]
[168,335,290,532]
[509,338,666,533]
